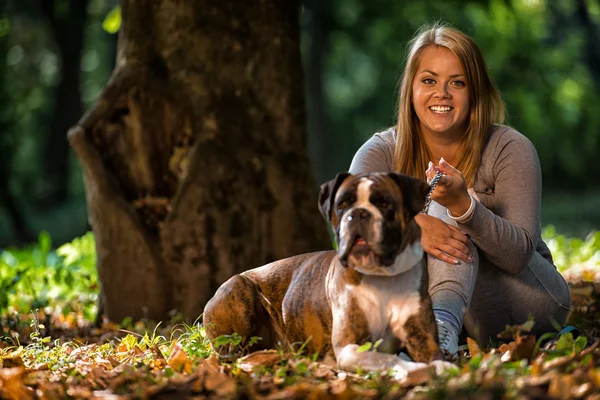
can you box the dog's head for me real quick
[318,172,429,272]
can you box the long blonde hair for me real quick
[394,22,505,186]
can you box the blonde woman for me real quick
[349,23,571,356]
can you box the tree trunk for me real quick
[68,0,331,322]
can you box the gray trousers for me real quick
[427,202,572,345]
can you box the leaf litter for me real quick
[0,268,598,399]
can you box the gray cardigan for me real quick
[348,125,554,274]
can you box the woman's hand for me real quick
[415,213,473,265]
[426,158,471,218]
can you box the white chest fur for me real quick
[350,266,422,343]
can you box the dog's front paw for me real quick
[430,359,458,376]
[390,359,428,380]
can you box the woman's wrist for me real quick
[447,194,475,223]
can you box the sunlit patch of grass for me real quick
[0,230,598,397]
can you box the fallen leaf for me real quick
[238,350,281,373]
[513,332,536,361]
[167,343,192,374]
[466,337,481,356]
[548,374,575,399]
[400,365,435,388]
[0,367,35,400]
[194,358,236,397]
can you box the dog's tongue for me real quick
[355,238,367,245]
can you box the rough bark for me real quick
[69,0,330,322]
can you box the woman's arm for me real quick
[458,130,542,274]
[349,129,472,264]
[348,129,395,174]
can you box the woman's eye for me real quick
[452,80,466,88]
[422,78,435,84]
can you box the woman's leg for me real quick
[426,201,479,354]
[465,252,572,346]
[426,201,572,350]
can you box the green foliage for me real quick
[357,338,383,353]
[102,5,121,34]
[543,226,600,278]
[172,321,214,360]
[0,231,98,320]
[317,0,600,195]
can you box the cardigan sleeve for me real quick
[459,128,542,274]
[349,128,396,174]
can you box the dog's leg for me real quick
[336,343,426,373]
[402,303,442,362]
[203,274,269,352]
[331,300,423,373]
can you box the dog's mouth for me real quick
[350,236,370,253]
[340,235,396,268]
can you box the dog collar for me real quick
[353,241,424,276]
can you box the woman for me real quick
[349,23,571,356]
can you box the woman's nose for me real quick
[434,84,450,98]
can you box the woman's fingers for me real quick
[440,241,472,263]
[432,249,459,265]
[448,225,469,243]
[426,161,437,182]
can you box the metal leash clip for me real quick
[422,171,443,214]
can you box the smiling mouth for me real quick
[429,105,453,114]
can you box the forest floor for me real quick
[0,229,599,399]
[0,279,598,400]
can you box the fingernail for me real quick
[454,259,460,265]
[428,161,433,168]
[440,157,447,165]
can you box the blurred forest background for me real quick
[0,0,599,249]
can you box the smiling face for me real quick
[411,46,470,141]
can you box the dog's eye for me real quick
[337,198,354,209]
[372,197,391,209]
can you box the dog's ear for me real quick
[318,172,351,221]
[387,172,429,217]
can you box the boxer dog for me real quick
[203,172,443,373]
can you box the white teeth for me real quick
[430,106,452,113]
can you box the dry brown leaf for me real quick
[329,376,355,399]
[542,353,577,373]
[548,374,575,399]
[192,357,236,397]
[513,332,536,361]
[401,365,435,388]
[238,350,281,373]
[0,367,35,400]
[571,382,594,398]
[266,382,331,400]
[0,347,25,368]
[569,284,594,307]
[167,343,193,374]
[466,337,481,356]
[313,364,335,379]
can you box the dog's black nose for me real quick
[347,208,371,221]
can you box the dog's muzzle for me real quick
[338,207,379,264]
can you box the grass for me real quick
[0,227,598,398]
